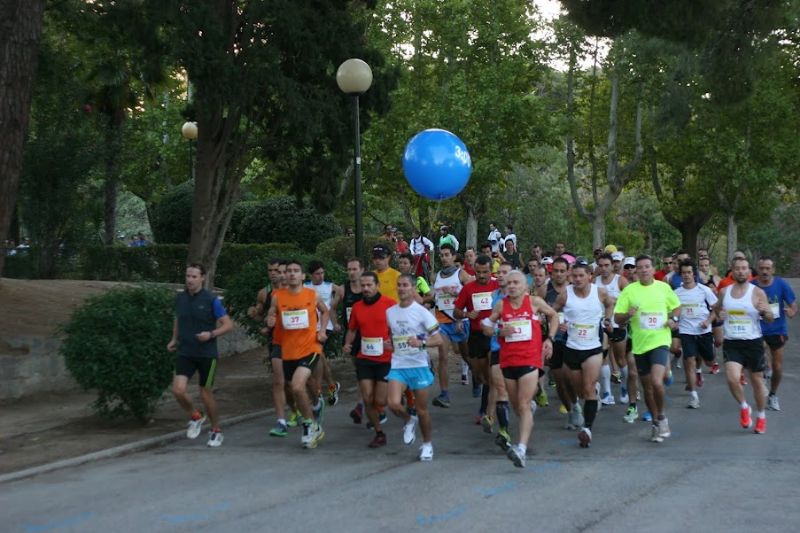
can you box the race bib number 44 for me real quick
[282,309,309,330]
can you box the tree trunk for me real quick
[102,107,125,245]
[187,109,243,288]
[727,213,738,263]
[591,217,605,250]
[0,0,46,277]
[679,222,700,259]
[465,205,478,250]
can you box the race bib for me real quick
[725,310,754,339]
[769,302,781,318]
[282,309,309,330]
[392,335,416,356]
[569,323,598,347]
[361,337,384,357]
[506,319,532,342]
[681,304,698,318]
[472,292,493,311]
[436,293,456,311]
[639,312,666,330]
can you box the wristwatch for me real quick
[670,316,679,324]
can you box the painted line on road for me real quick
[161,501,232,524]
[22,512,93,532]
[477,480,518,497]
[0,410,272,485]
[416,505,466,526]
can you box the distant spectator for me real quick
[394,231,409,254]
[129,233,150,247]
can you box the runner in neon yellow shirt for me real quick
[614,255,680,444]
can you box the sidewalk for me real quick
[0,347,357,476]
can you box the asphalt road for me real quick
[3,281,799,533]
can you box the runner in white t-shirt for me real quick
[386,274,444,461]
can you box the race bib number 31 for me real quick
[282,309,309,330]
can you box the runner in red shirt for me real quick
[482,271,559,468]
[343,272,396,448]
[454,255,499,427]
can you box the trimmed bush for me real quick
[315,234,389,267]
[231,197,341,251]
[150,180,194,244]
[60,286,176,422]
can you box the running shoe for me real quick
[495,428,511,451]
[600,392,616,406]
[301,423,313,447]
[403,417,418,445]
[559,404,568,415]
[568,409,582,429]
[535,388,549,407]
[768,394,780,411]
[573,403,584,427]
[664,369,674,387]
[650,424,664,443]
[461,373,469,385]
[623,405,638,424]
[481,414,494,434]
[710,362,720,375]
[308,423,325,448]
[269,421,288,437]
[407,406,417,417]
[620,387,629,405]
[349,404,363,424]
[419,443,434,461]
[659,418,671,438]
[740,405,752,429]
[507,445,526,468]
[207,429,224,447]
[186,411,206,439]
[287,409,301,427]
[472,383,482,398]
[754,416,766,434]
[687,397,700,409]
[327,382,341,406]
[432,393,451,408]
[740,374,748,386]
[578,427,592,448]
[368,432,387,448]
[642,411,653,422]
[696,372,704,388]
[611,372,622,384]
[312,395,325,424]
[675,357,682,369]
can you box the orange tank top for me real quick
[274,287,321,360]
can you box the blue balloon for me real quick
[402,129,472,200]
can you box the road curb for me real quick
[0,409,272,485]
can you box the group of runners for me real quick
[167,237,796,468]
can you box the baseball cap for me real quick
[575,256,589,266]
[604,244,618,253]
[541,256,554,265]
[611,251,624,262]
[372,244,391,257]
[623,256,636,267]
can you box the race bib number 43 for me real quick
[506,320,532,342]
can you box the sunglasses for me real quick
[624,265,635,270]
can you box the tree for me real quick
[363,0,551,248]
[0,0,46,278]
[146,0,392,286]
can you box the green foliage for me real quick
[79,243,303,287]
[150,181,194,244]
[60,286,175,422]
[315,234,387,267]
[230,197,341,252]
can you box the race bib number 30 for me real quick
[361,337,384,357]
[639,312,665,330]
[282,309,309,330]
[506,320,532,342]
[472,292,493,311]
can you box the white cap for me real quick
[623,256,636,267]
[611,251,624,262]
[541,256,554,265]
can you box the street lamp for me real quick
[336,58,373,260]
[181,121,198,180]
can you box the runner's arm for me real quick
[247,288,268,320]
[265,293,278,328]
[534,296,560,341]
[167,319,178,351]
[551,290,566,312]
[481,301,503,336]
[753,287,774,322]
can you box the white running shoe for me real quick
[578,427,592,448]
[659,418,671,439]
[507,444,526,468]
[206,430,223,447]
[403,417,418,445]
[419,442,434,461]
[650,424,664,443]
[620,387,630,404]
[186,414,206,439]
[687,397,700,409]
[600,392,616,406]
[768,395,780,411]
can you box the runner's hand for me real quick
[167,339,177,352]
[467,310,480,320]
[317,331,328,343]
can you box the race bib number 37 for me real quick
[282,309,309,330]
